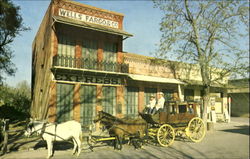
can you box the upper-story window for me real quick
[57,35,75,57]
[82,39,97,59]
[82,39,98,69]
[57,35,76,67]
[103,42,117,62]
[103,42,117,71]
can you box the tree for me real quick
[153,0,249,123]
[0,80,31,119]
[0,0,29,83]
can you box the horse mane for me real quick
[100,111,124,123]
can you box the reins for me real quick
[28,122,47,137]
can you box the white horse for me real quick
[25,120,82,158]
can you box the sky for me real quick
[5,0,164,87]
[4,0,249,87]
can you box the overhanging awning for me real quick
[128,74,185,84]
[52,16,133,38]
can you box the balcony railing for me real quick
[53,55,129,73]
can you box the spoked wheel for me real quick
[186,117,206,142]
[157,124,175,147]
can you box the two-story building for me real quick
[31,0,229,131]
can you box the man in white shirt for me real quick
[155,92,165,111]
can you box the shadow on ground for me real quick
[220,125,249,136]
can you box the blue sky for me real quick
[5,0,249,86]
[6,0,163,86]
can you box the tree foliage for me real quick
[0,81,31,119]
[154,0,249,82]
[0,0,29,82]
[153,0,249,122]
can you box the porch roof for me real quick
[128,74,185,84]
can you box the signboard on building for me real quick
[55,73,122,85]
[58,8,119,29]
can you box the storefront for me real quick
[31,0,229,131]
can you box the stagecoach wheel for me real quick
[186,117,206,143]
[157,124,175,147]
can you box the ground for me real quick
[1,117,249,159]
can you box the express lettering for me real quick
[55,73,121,85]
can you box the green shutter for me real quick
[57,35,75,67]
[103,42,117,72]
[56,83,74,123]
[82,39,98,69]
[102,87,116,115]
[82,39,97,59]
[80,85,96,131]
[125,87,139,118]
[103,42,117,62]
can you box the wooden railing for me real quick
[53,55,129,73]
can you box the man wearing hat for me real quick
[155,92,165,112]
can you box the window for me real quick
[56,83,74,123]
[82,39,98,69]
[103,42,117,62]
[178,104,187,113]
[57,35,75,67]
[58,35,75,56]
[184,89,194,101]
[125,87,139,118]
[103,42,117,71]
[102,87,116,115]
[144,88,157,106]
[80,85,96,131]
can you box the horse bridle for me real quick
[95,112,120,132]
[27,121,47,136]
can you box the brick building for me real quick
[31,0,229,130]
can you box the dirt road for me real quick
[1,117,249,159]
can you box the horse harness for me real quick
[28,122,47,137]
[41,122,58,140]
[28,122,58,139]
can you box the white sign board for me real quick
[58,8,119,29]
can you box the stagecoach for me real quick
[140,101,206,147]
[90,101,206,150]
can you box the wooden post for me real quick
[1,119,9,155]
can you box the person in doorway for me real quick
[145,95,156,114]
[155,92,165,113]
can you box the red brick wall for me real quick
[73,84,81,121]
[116,86,124,118]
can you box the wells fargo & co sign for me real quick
[58,8,119,29]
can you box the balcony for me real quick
[52,55,129,73]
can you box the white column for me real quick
[178,84,184,101]
[228,97,231,123]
